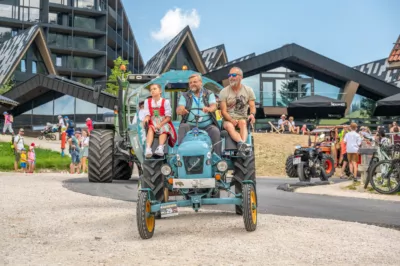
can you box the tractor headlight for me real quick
[216,160,228,172]
[161,164,172,176]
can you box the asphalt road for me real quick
[63,177,400,229]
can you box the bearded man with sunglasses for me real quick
[219,67,256,152]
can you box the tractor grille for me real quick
[183,156,204,175]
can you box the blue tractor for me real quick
[99,69,257,239]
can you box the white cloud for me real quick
[151,8,200,43]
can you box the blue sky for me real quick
[124,0,399,68]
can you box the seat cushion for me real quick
[221,130,238,151]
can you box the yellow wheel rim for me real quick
[145,200,155,232]
[250,190,257,224]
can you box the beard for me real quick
[190,86,200,93]
[229,80,238,87]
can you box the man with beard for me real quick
[219,67,256,152]
[176,73,221,155]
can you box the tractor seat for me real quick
[221,130,238,151]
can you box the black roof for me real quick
[205,44,400,101]
[200,44,227,70]
[0,74,117,116]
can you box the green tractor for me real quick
[87,75,158,182]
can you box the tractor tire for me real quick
[285,155,298,178]
[113,159,133,180]
[88,129,114,183]
[297,162,311,182]
[242,183,257,232]
[141,160,164,203]
[321,154,335,180]
[232,154,256,215]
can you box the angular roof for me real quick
[142,26,207,74]
[208,53,255,72]
[0,24,56,85]
[0,74,116,117]
[201,44,228,70]
[388,35,400,69]
[205,44,400,100]
[0,95,19,107]
[354,58,400,88]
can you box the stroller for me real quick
[38,123,57,141]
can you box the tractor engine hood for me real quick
[178,140,212,155]
[177,140,212,178]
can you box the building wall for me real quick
[0,0,141,86]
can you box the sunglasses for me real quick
[228,73,241,78]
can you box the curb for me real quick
[277,181,334,192]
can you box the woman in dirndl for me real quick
[143,83,177,158]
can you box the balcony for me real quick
[56,67,106,78]
[48,45,106,58]
[47,24,106,38]
[107,6,122,29]
[49,2,106,17]
[107,46,117,60]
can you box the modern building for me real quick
[0,0,144,86]
[0,22,399,130]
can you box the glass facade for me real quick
[73,15,96,30]
[50,54,95,70]
[168,45,198,71]
[13,92,112,127]
[74,0,95,9]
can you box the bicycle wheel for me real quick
[369,160,400,194]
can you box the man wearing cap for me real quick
[68,130,81,173]
[64,116,75,138]
[278,114,288,131]
[3,111,14,135]
[13,128,25,171]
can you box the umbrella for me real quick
[373,93,400,116]
[287,95,347,119]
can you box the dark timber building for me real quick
[0,17,399,130]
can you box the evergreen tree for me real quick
[106,56,131,95]
[360,97,376,117]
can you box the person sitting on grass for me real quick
[142,83,177,158]
[288,116,300,134]
[20,148,27,173]
[27,143,36,173]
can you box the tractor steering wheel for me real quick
[184,107,212,124]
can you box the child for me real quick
[142,83,177,158]
[28,143,36,173]
[61,127,66,157]
[20,148,27,173]
[70,145,80,174]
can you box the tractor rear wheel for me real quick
[321,154,335,180]
[113,159,133,180]
[285,155,298,178]
[232,154,256,215]
[88,129,114,183]
[141,160,164,203]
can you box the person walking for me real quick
[80,129,90,174]
[86,118,93,133]
[13,128,25,171]
[343,122,362,182]
[3,111,14,135]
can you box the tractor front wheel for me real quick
[232,154,256,215]
[136,191,155,239]
[142,160,165,204]
[242,183,257,232]
[88,129,114,183]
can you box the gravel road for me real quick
[1,174,400,265]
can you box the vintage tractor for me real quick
[130,70,257,239]
[285,128,337,180]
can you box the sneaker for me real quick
[145,147,153,158]
[238,142,251,153]
[155,145,164,156]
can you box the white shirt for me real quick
[138,109,146,121]
[344,131,362,153]
[142,98,172,117]
[14,134,25,150]
[59,118,65,127]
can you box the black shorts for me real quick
[342,153,348,162]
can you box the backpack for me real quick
[9,115,13,123]
[68,120,75,128]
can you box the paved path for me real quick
[63,177,400,230]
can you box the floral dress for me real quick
[144,98,177,147]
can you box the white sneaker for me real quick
[145,147,153,158]
[155,145,165,156]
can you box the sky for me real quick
[123,0,399,68]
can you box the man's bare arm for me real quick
[220,101,233,122]
[249,100,256,115]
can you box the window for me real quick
[49,0,68,5]
[54,95,75,117]
[73,56,94,69]
[76,98,96,114]
[11,30,18,37]
[73,16,96,30]
[0,27,12,43]
[56,56,62,67]
[0,3,18,19]
[73,77,94,85]
[74,36,95,49]
[32,61,37,73]
[48,13,58,24]
[20,60,26,72]
[74,0,95,9]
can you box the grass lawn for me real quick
[0,141,71,172]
